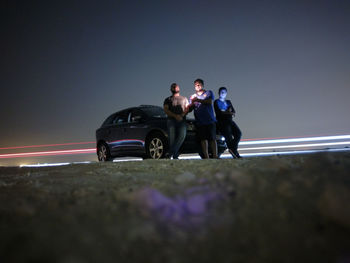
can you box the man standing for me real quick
[163,83,189,159]
[214,87,242,158]
[189,78,218,159]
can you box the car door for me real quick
[106,110,129,155]
[122,109,149,153]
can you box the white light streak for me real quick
[19,161,92,168]
[238,141,350,151]
[2,134,350,165]
[221,147,350,158]
[0,148,96,159]
[20,163,71,168]
[113,158,143,162]
[240,135,350,145]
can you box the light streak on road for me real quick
[236,147,350,158]
[18,147,350,167]
[0,142,94,150]
[1,134,349,163]
[2,135,349,151]
[0,148,96,159]
[238,141,350,151]
[20,161,92,168]
[239,135,350,145]
[20,162,71,167]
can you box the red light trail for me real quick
[0,148,96,159]
[1,134,349,160]
[0,141,94,150]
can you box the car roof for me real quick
[139,105,162,109]
[124,105,161,110]
[113,105,162,114]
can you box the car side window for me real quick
[113,112,128,125]
[129,110,145,123]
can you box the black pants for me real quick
[218,120,242,152]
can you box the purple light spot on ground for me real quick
[186,194,206,215]
[134,186,226,227]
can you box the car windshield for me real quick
[141,106,167,118]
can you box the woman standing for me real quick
[214,87,242,158]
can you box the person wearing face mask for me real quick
[163,83,189,159]
[214,87,242,158]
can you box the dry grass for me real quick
[1,152,350,262]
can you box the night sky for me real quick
[2,0,350,157]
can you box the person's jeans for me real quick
[218,120,242,152]
[167,119,187,159]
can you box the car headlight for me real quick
[187,124,195,131]
[216,135,225,141]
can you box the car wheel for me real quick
[145,132,167,159]
[97,143,112,161]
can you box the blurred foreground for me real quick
[0,152,350,262]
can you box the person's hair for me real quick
[170,83,178,94]
[218,87,227,94]
[194,78,204,86]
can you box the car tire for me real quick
[97,142,112,162]
[145,132,167,159]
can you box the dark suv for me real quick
[96,105,226,161]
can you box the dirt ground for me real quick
[1,152,350,263]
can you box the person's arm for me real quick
[198,98,212,104]
[182,98,190,116]
[192,90,213,104]
[225,100,235,117]
[214,100,222,117]
[187,94,197,112]
[164,104,183,121]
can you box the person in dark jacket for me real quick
[214,87,242,158]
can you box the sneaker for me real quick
[233,150,242,158]
[228,149,237,159]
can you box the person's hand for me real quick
[183,107,189,115]
[175,115,183,122]
[190,95,198,102]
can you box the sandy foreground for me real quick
[0,152,350,263]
